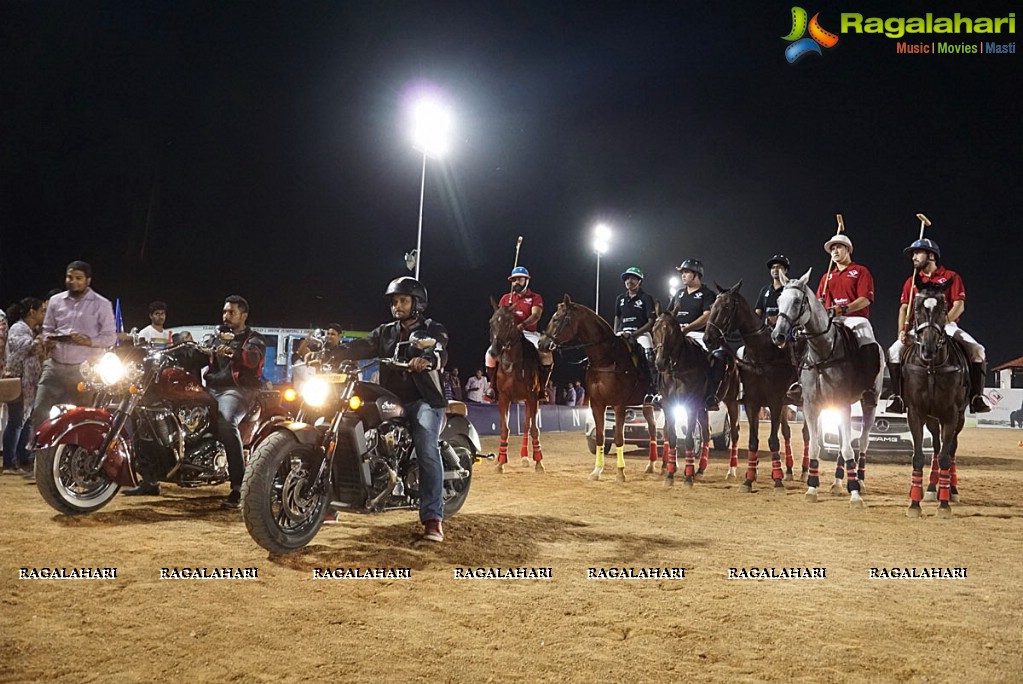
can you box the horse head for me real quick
[705,280,745,348]
[651,302,683,373]
[912,281,951,363]
[488,298,520,356]
[539,294,578,351]
[771,267,818,348]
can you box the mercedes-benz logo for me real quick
[874,418,891,433]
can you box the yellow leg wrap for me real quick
[595,445,605,470]
[616,445,625,469]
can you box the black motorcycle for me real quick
[241,337,479,553]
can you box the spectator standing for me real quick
[565,383,577,407]
[465,369,489,403]
[450,368,463,401]
[138,301,172,348]
[574,381,586,407]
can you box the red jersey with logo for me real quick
[816,262,874,318]
[498,289,544,331]
[900,266,965,323]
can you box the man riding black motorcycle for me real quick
[206,295,266,509]
[332,277,449,542]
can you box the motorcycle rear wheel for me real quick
[442,436,475,517]
[241,431,328,554]
[35,445,120,515]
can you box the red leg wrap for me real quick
[729,446,738,468]
[532,437,543,461]
[649,440,658,462]
[498,441,509,464]
[910,469,923,502]
[698,445,709,472]
[745,450,758,482]
[950,461,958,488]
[928,453,940,486]
[684,451,695,478]
[520,434,529,458]
[938,470,951,502]
[771,452,783,481]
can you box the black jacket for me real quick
[205,327,266,390]
[336,316,449,409]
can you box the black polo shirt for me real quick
[668,286,716,327]
[613,289,656,332]
[754,283,784,323]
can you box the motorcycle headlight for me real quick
[301,376,331,407]
[96,352,127,385]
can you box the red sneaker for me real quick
[423,519,444,542]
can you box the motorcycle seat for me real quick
[447,400,467,417]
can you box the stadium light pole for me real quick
[592,224,612,315]
[410,96,453,280]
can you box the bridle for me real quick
[543,304,613,352]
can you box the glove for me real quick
[829,305,848,316]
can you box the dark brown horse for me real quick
[488,300,546,474]
[539,295,655,482]
[704,281,804,493]
[902,281,969,518]
[651,306,740,487]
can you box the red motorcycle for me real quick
[33,336,288,515]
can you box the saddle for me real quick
[621,336,654,387]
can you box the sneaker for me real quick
[423,519,444,543]
[222,489,242,510]
[123,482,161,497]
[21,466,35,482]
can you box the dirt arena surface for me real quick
[3,425,1022,683]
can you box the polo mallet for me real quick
[820,213,845,304]
[510,236,524,293]
[903,213,932,335]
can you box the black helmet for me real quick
[675,259,704,277]
[384,276,428,312]
[903,238,941,261]
[766,254,790,270]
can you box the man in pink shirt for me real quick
[31,260,116,428]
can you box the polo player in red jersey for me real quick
[486,266,553,394]
[787,233,883,407]
[886,237,990,414]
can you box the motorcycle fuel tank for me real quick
[156,367,216,406]
[353,382,405,427]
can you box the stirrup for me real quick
[887,395,905,414]
[785,383,802,406]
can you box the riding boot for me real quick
[859,343,881,408]
[887,363,905,414]
[486,366,498,401]
[969,362,991,413]
[706,351,725,411]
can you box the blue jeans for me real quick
[3,399,32,469]
[209,388,255,491]
[31,360,85,428]
[408,400,445,523]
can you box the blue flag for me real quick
[114,298,124,344]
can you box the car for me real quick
[820,400,932,457]
[584,403,732,455]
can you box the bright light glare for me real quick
[672,405,688,427]
[669,276,681,295]
[411,98,453,158]
[820,408,841,433]
[96,352,126,385]
[301,377,331,407]
[593,223,612,254]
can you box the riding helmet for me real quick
[903,238,941,261]
[385,276,428,312]
[621,266,644,281]
[766,254,790,270]
[675,259,704,277]
[507,266,531,281]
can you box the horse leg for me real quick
[614,405,627,483]
[590,403,606,481]
[781,413,794,480]
[950,412,964,503]
[768,411,785,495]
[529,399,545,474]
[683,405,698,487]
[695,408,710,480]
[855,400,877,495]
[496,398,510,474]
[839,406,865,508]
[924,416,941,501]
[935,419,957,519]
[804,403,822,502]
[663,413,678,487]
[738,402,760,493]
[646,406,661,475]
[907,407,926,518]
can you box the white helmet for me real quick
[824,234,853,254]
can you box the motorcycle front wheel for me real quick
[241,431,329,554]
[35,445,120,515]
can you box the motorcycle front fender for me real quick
[33,408,135,487]
[441,414,481,454]
[272,421,324,448]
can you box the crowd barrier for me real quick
[463,403,591,436]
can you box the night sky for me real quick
[2,1,1020,378]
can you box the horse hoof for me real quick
[737,484,752,494]
[683,478,694,488]
[830,484,844,496]
[907,506,923,519]
[923,491,937,502]
[799,472,807,483]
[694,473,705,482]
[773,485,786,496]
[935,506,953,519]
[644,462,654,474]
[849,498,865,509]
[950,493,960,503]
[616,474,626,484]
[535,462,546,474]
[521,457,531,468]
[495,463,505,474]
[664,477,675,488]
[589,470,602,481]
[858,483,866,494]
[784,473,793,482]
[805,492,818,503]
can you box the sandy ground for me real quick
[2,425,1023,684]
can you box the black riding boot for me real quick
[486,366,498,401]
[859,343,881,408]
[887,363,905,414]
[706,351,726,411]
[969,362,991,413]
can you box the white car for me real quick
[820,400,932,457]
[584,403,732,455]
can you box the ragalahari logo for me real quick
[783,7,839,63]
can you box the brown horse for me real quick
[488,301,545,474]
[704,281,804,494]
[651,306,740,487]
[539,295,656,482]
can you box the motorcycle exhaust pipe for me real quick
[366,466,398,511]
[441,441,469,481]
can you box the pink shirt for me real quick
[43,288,117,364]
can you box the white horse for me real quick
[770,269,882,508]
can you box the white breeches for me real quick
[685,330,707,351]
[834,316,876,347]
[486,330,545,367]
[620,331,653,350]
[887,322,985,363]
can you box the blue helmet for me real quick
[508,266,531,281]
[904,238,941,260]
